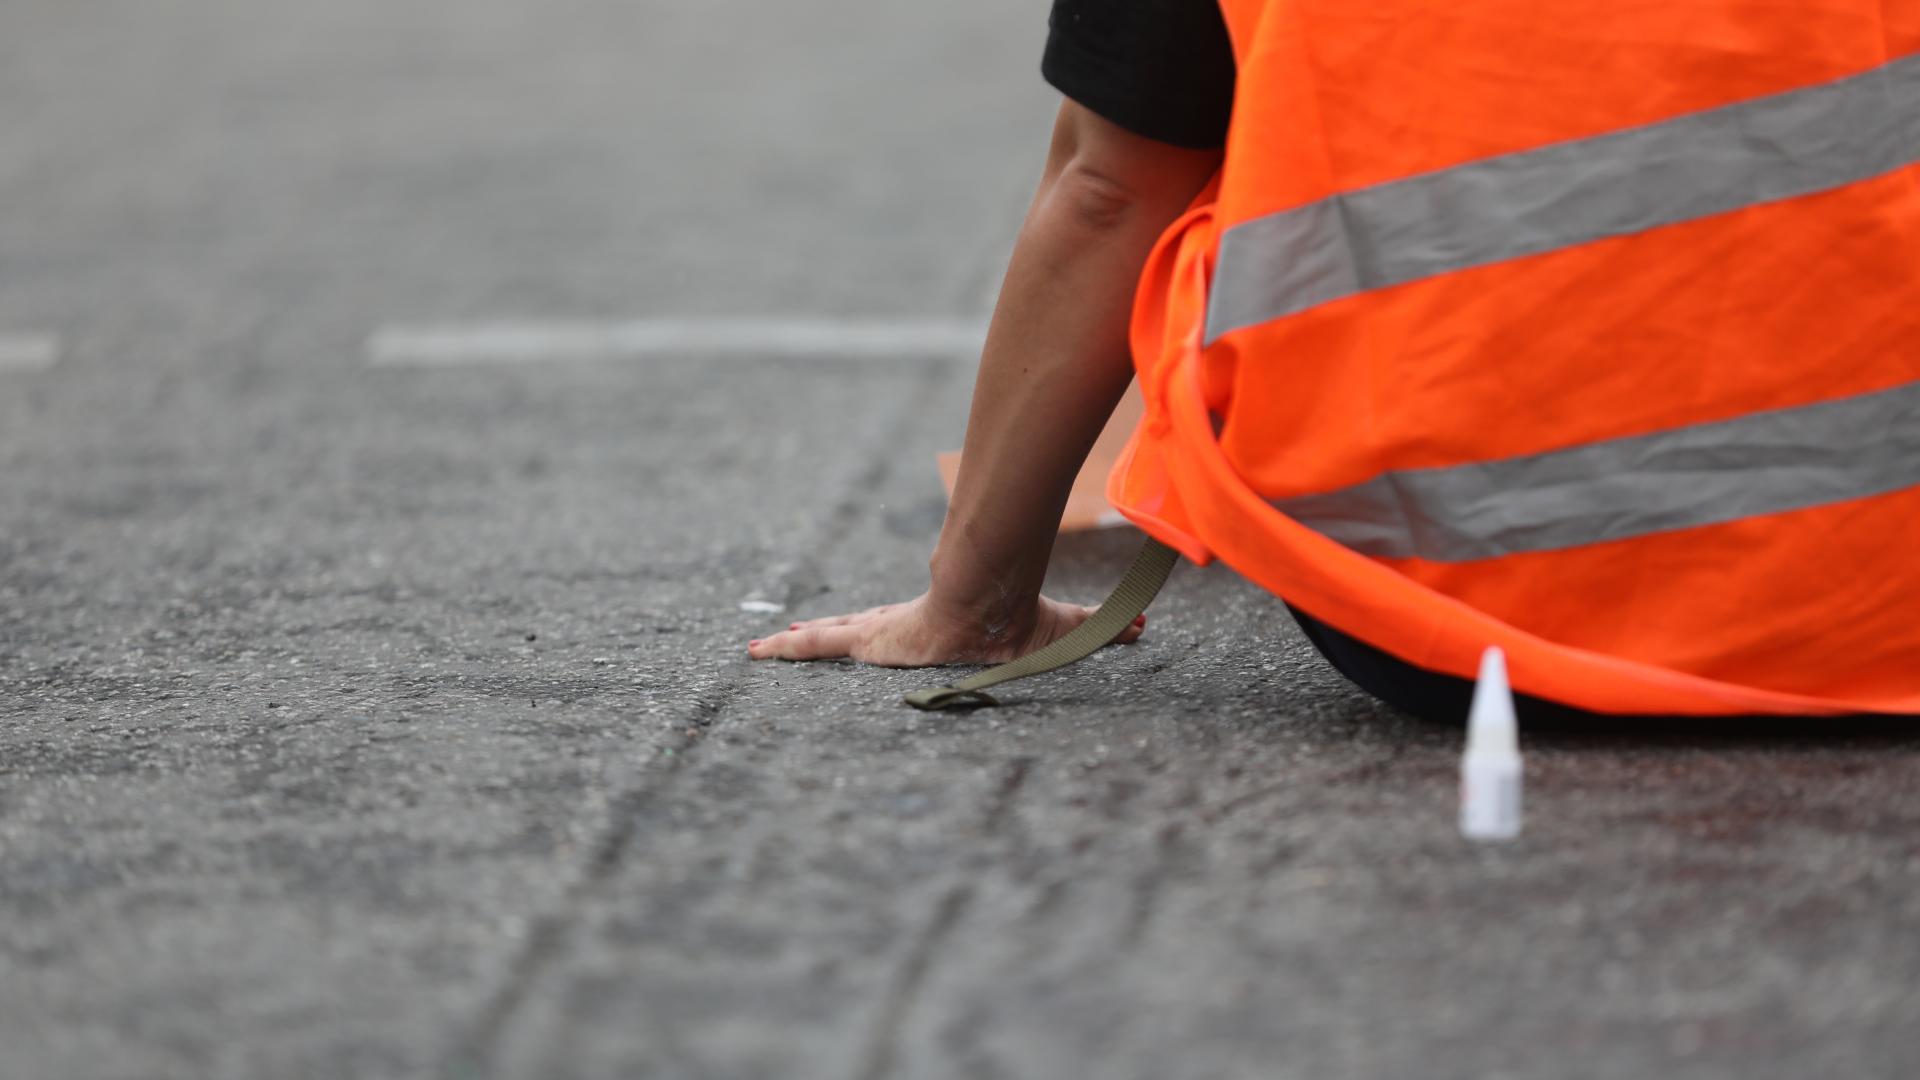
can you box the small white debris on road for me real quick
[738,600,785,615]
[0,335,61,372]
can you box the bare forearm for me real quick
[748,105,1219,668]
[928,103,1221,633]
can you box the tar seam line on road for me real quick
[851,756,1029,1079]
[852,883,977,1080]
[443,685,739,1077]
[0,334,61,372]
[366,317,988,367]
[1120,822,1187,949]
[450,354,965,1077]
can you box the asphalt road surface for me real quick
[4,2,1920,1078]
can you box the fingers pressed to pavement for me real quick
[749,602,1146,664]
[751,624,862,661]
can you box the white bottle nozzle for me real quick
[1465,647,1517,756]
[1460,646,1522,840]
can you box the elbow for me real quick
[1049,160,1145,234]
[1035,101,1224,237]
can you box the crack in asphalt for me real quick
[847,752,1031,1078]
[853,882,977,1080]
[447,357,963,1077]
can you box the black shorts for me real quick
[1042,0,1237,150]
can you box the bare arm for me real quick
[750,101,1221,665]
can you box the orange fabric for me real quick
[1216,0,1918,222]
[1111,2,1920,715]
[1215,169,1920,497]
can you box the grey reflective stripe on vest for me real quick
[1207,53,1920,344]
[1274,379,1920,563]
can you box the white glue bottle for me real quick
[1460,646,1522,840]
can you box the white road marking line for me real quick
[367,318,989,367]
[0,334,61,372]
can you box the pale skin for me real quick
[748,100,1222,666]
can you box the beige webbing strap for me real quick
[903,538,1179,710]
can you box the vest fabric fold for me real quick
[1110,0,1920,715]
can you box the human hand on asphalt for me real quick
[747,592,1145,667]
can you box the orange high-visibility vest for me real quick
[1110,0,1920,715]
